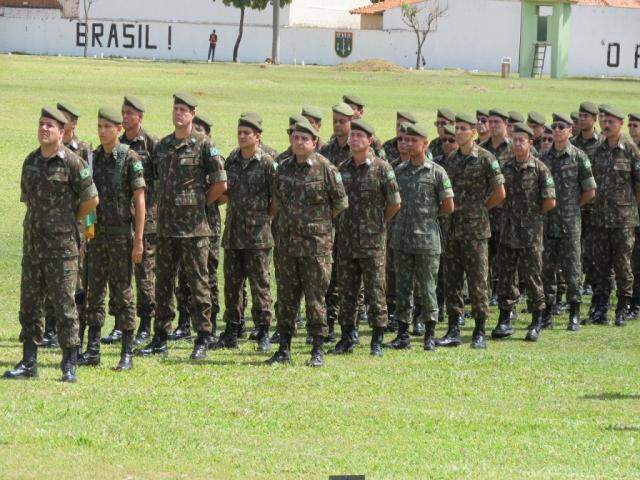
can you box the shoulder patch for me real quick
[443,178,452,189]
[491,160,500,171]
[583,158,591,169]
[386,169,396,181]
[335,172,343,183]
[546,176,554,187]
[79,168,90,180]
[133,161,143,173]
[272,162,278,171]
[210,147,220,157]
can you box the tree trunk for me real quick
[233,6,245,63]
[414,30,421,69]
[271,0,280,65]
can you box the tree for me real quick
[82,0,96,58]
[401,0,448,70]
[271,0,292,65]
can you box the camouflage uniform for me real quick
[427,137,444,160]
[19,146,97,348]
[383,137,401,165]
[85,144,145,331]
[382,138,403,315]
[259,141,278,159]
[271,152,348,337]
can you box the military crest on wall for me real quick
[335,31,353,58]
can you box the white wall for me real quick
[288,0,363,28]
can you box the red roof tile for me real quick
[350,0,423,15]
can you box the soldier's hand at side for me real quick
[132,238,144,264]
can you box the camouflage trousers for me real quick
[134,233,156,320]
[394,250,440,324]
[632,227,640,299]
[581,208,596,286]
[85,236,136,331]
[326,243,340,324]
[19,253,80,348]
[155,236,212,335]
[591,227,635,299]
[444,238,489,319]
[542,234,582,305]
[223,248,273,327]
[497,243,545,312]
[275,254,331,337]
[337,254,388,328]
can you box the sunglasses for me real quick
[550,123,570,130]
[541,137,554,143]
[629,122,640,128]
[477,117,488,124]
[442,137,456,144]
[434,121,449,127]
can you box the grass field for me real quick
[0,54,639,480]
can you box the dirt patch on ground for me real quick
[334,59,406,73]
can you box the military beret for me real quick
[301,105,323,122]
[512,122,534,137]
[397,111,417,124]
[436,108,455,122]
[544,126,553,135]
[332,102,354,117]
[552,112,573,125]
[628,113,640,122]
[194,114,212,130]
[508,111,525,123]
[41,106,68,126]
[173,92,197,109]
[56,102,80,119]
[404,123,429,139]
[293,117,319,139]
[455,112,477,126]
[579,101,599,116]
[123,95,145,113]
[98,106,123,125]
[527,111,546,126]
[351,119,375,137]
[571,112,580,122]
[476,109,490,118]
[238,111,263,132]
[600,105,624,120]
[489,108,509,120]
[342,94,365,108]
[289,113,306,126]
[598,104,611,113]
[443,124,456,137]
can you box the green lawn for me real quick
[0,55,639,480]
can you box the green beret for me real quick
[570,112,580,122]
[238,111,263,132]
[508,111,525,123]
[350,119,375,137]
[98,106,123,125]
[527,111,546,126]
[56,102,80,119]
[301,105,323,122]
[405,123,429,139]
[342,94,365,108]
[476,109,490,118]
[455,112,477,126]
[289,113,306,126]
[332,102,354,117]
[629,113,640,122]
[544,126,553,135]
[600,105,624,121]
[598,103,611,113]
[194,114,212,130]
[293,117,319,139]
[512,122,534,138]
[443,124,456,137]
[123,95,145,113]
[489,108,509,120]
[41,106,68,126]
[173,92,197,109]
[436,108,455,122]
[397,111,417,124]
[579,101,598,116]
[552,112,573,125]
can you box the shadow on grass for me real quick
[607,425,640,432]
[581,393,640,400]
[158,357,270,367]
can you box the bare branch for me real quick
[401,0,448,69]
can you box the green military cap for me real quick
[332,102,354,117]
[123,95,145,113]
[301,105,323,122]
[508,111,525,123]
[238,111,263,132]
[571,112,580,122]
[579,101,599,116]
[489,108,509,120]
[342,94,365,108]
[351,119,375,137]
[404,123,429,139]
[544,125,553,135]
[436,108,455,122]
[443,124,456,137]
[194,114,212,130]
[289,113,306,126]
[98,106,123,125]
[397,111,417,124]
[293,117,319,139]
[512,122,534,137]
[173,92,198,109]
[598,103,611,113]
[455,112,477,126]
[629,113,640,122]
[476,109,490,118]
[41,106,68,126]
[552,112,573,125]
[600,105,624,120]
[527,111,546,126]
[56,102,80,119]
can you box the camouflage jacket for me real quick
[222,147,276,250]
[21,145,98,258]
[259,141,279,159]
[383,137,402,167]
[276,146,293,165]
[153,132,226,238]
[480,136,514,232]
[541,143,596,237]
[500,154,555,248]
[337,152,401,258]
[64,135,92,163]
[319,136,351,168]
[272,152,348,257]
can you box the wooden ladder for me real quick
[531,42,548,78]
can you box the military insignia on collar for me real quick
[335,172,343,183]
[79,168,90,180]
[133,161,143,173]
[491,160,500,171]
[211,147,219,157]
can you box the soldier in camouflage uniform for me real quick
[341,94,386,160]
[527,112,547,152]
[385,123,455,351]
[4,107,98,382]
[539,126,554,155]
[436,113,505,350]
[78,107,146,371]
[491,123,556,342]
[627,112,640,319]
[267,118,348,367]
[136,93,227,360]
[540,113,596,331]
[476,109,491,144]
[212,113,275,353]
[383,111,418,164]
[302,106,326,151]
[589,106,640,327]
[427,108,455,159]
[333,119,401,357]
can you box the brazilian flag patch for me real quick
[386,170,396,181]
[133,162,143,173]
[583,158,591,169]
[335,172,343,183]
[546,177,554,187]
[491,160,500,171]
[79,168,90,180]
[211,147,220,157]
[443,178,452,189]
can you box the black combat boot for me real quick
[114,330,134,371]
[3,341,38,379]
[309,336,324,367]
[370,327,384,357]
[591,294,610,325]
[249,325,260,341]
[332,325,356,354]
[385,313,398,333]
[583,294,598,325]
[525,310,543,342]
[169,307,192,341]
[435,316,462,347]
[509,305,518,322]
[266,333,291,365]
[383,321,411,349]
[627,297,640,320]
[615,296,629,327]
[237,317,248,339]
[101,327,122,345]
[269,326,281,344]
[471,316,487,349]
[567,302,581,331]
[325,317,336,344]
[540,303,553,330]
[135,332,168,356]
[78,326,101,366]
[491,308,515,339]
[411,304,425,336]
[134,315,152,345]
[423,321,436,351]
[207,317,218,345]
[41,314,59,348]
[211,322,238,350]
[60,347,78,383]
[190,331,209,360]
[256,325,271,353]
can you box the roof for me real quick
[350,0,423,15]
[0,0,62,8]
[571,0,640,7]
